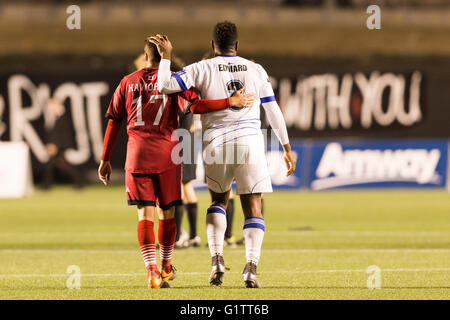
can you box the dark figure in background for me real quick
[171,56,201,248]
[41,98,84,189]
[174,109,200,248]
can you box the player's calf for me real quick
[158,215,176,276]
[242,216,265,288]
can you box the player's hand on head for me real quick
[229,87,255,108]
[282,145,297,177]
[98,160,112,186]
[148,34,173,59]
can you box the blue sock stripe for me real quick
[245,217,265,225]
[207,205,226,215]
[211,205,226,213]
[243,223,265,232]
[245,216,264,221]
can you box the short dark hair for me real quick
[213,21,238,51]
[144,40,161,62]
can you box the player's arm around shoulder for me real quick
[149,35,182,94]
[188,87,255,114]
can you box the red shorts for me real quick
[125,165,182,210]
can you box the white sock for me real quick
[243,217,265,265]
[206,204,227,257]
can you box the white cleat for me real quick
[186,236,201,247]
[175,229,189,249]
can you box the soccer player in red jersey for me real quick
[98,39,254,289]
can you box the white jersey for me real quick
[158,56,289,147]
[157,55,289,194]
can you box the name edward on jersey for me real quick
[218,64,248,72]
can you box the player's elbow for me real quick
[157,81,171,93]
[159,86,171,94]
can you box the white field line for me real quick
[1,249,450,254]
[0,231,448,237]
[1,268,450,279]
[0,229,450,239]
[280,231,450,237]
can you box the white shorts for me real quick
[203,138,273,195]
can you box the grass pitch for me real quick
[0,186,449,300]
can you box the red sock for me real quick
[137,220,158,272]
[158,218,176,272]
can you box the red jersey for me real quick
[106,68,197,173]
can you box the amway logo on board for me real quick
[312,143,441,190]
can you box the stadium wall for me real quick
[0,55,448,188]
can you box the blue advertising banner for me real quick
[307,140,449,190]
[192,139,449,191]
[266,144,304,190]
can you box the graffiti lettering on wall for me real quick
[274,71,422,131]
[0,71,424,168]
[1,74,108,164]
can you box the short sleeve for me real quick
[171,62,203,92]
[106,79,126,121]
[177,89,199,112]
[180,89,199,102]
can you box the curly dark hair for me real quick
[213,21,238,51]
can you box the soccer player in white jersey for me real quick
[149,21,296,288]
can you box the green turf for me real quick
[0,186,449,299]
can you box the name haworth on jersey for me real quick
[127,82,159,92]
[218,64,247,72]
